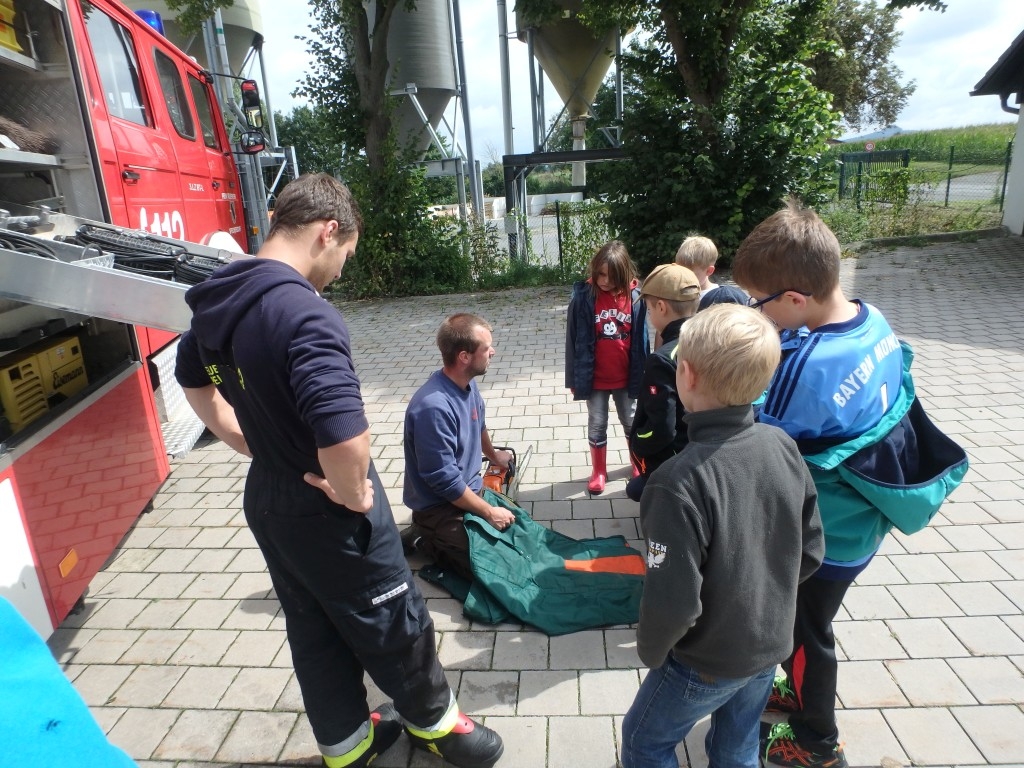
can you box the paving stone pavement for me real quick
[48,236,1024,767]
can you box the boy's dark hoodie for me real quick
[629,316,688,477]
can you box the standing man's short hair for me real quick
[267,173,364,241]
[437,313,492,367]
[731,198,841,299]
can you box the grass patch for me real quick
[474,259,566,290]
[820,198,1002,243]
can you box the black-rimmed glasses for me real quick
[746,289,811,311]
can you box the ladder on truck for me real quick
[0,210,242,456]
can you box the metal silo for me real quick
[376,0,459,155]
[517,0,617,184]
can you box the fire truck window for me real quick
[188,76,220,150]
[154,50,196,140]
[81,3,148,126]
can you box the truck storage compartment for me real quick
[0,0,269,637]
[0,0,104,221]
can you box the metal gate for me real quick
[837,149,911,200]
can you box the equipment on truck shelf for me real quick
[60,224,232,284]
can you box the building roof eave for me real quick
[971,27,1024,102]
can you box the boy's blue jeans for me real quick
[621,654,775,768]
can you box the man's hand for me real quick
[484,504,516,531]
[314,432,373,512]
[491,449,514,469]
[303,473,374,513]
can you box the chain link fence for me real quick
[494,199,613,278]
[830,141,1013,211]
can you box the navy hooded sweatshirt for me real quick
[174,259,369,479]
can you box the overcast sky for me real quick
[253,0,1024,158]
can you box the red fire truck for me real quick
[0,0,277,637]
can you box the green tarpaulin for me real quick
[420,490,645,636]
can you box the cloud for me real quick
[256,1,1024,160]
[893,0,1024,131]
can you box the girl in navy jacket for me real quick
[565,240,649,493]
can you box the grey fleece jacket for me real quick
[637,405,824,678]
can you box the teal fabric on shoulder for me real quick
[0,597,138,767]
[799,342,968,560]
[463,490,645,636]
[839,454,968,535]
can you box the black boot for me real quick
[406,711,504,768]
[400,523,424,556]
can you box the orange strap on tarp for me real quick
[563,554,645,576]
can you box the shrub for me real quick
[864,167,911,209]
[554,201,613,281]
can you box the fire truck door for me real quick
[186,73,247,252]
[79,3,186,238]
[150,47,224,246]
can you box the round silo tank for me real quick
[376,0,458,156]
[517,0,617,184]
[121,0,263,75]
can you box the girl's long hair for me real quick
[589,240,635,297]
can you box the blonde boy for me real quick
[622,304,823,768]
[675,234,748,308]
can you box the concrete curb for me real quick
[844,226,1010,252]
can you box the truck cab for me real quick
[69,0,246,251]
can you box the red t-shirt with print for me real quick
[592,287,632,390]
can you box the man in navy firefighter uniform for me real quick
[174,173,503,768]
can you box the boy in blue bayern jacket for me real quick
[731,198,968,768]
[622,304,824,768]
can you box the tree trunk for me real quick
[345,0,402,175]
[657,0,757,137]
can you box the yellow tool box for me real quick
[35,334,88,400]
[0,356,48,433]
[0,333,88,434]
[0,0,23,54]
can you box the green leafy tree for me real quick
[273,105,343,174]
[164,0,234,36]
[809,0,915,131]
[295,1,470,297]
[301,0,410,176]
[887,0,944,8]
[420,144,460,206]
[546,0,916,142]
[482,161,505,197]
[614,33,839,269]
[514,0,943,269]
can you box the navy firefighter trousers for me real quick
[243,459,452,749]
